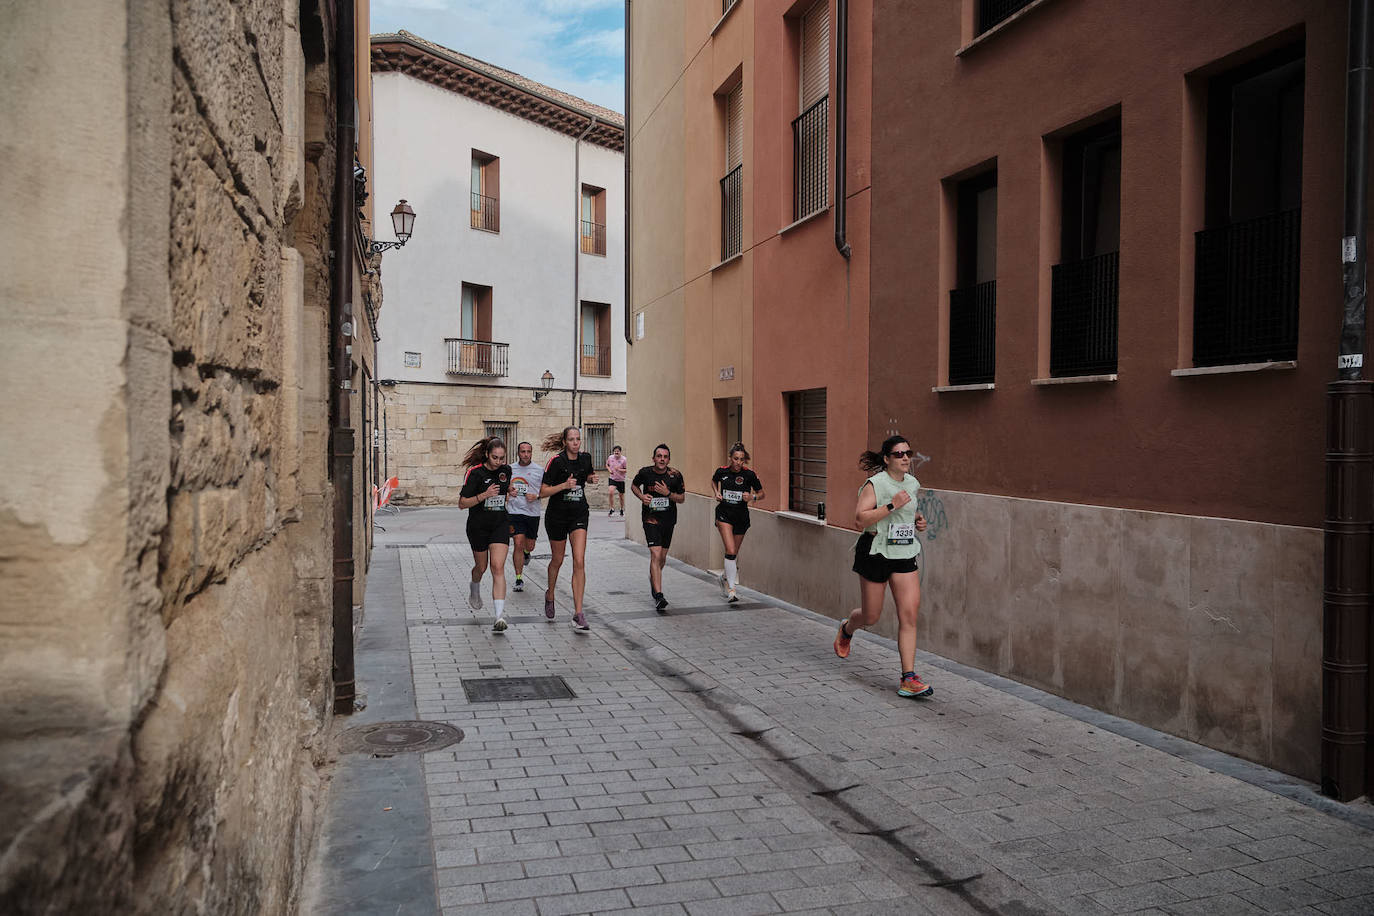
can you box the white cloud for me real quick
[371,0,625,111]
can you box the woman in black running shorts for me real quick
[539,426,597,630]
[710,442,764,604]
[458,436,513,632]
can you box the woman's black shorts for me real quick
[609,479,625,493]
[545,510,589,542]
[852,532,918,583]
[467,515,511,551]
[714,503,750,535]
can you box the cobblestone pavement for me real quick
[375,508,1374,915]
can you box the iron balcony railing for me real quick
[445,338,509,377]
[1051,251,1119,377]
[948,280,997,386]
[580,220,606,256]
[581,343,610,377]
[792,95,828,221]
[721,164,743,260]
[470,192,500,232]
[978,0,1036,33]
[1193,208,1300,367]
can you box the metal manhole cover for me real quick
[462,676,576,703]
[338,720,464,755]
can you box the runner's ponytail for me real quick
[461,436,505,468]
[858,434,909,474]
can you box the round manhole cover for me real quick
[338,720,463,755]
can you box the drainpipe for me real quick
[624,0,634,345]
[574,115,598,425]
[833,0,851,259]
[330,0,358,716]
[1323,0,1374,801]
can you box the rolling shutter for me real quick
[726,83,744,170]
[800,1,830,111]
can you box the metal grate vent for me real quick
[462,676,576,703]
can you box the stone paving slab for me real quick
[348,508,1374,915]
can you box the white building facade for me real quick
[370,31,627,504]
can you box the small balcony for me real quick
[1051,251,1119,377]
[1193,208,1300,367]
[792,95,828,221]
[721,164,742,260]
[978,0,1036,33]
[470,192,500,232]
[445,338,509,377]
[580,343,610,377]
[580,220,606,256]
[948,280,996,386]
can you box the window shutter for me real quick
[726,83,744,171]
[800,1,830,111]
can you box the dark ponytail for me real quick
[858,434,909,474]
[541,426,579,453]
[462,436,506,468]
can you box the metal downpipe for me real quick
[1323,0,1374,800]
[573,115,597,425]
[833,0,851,259]
[624,0,634,345]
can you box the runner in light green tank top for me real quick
[832,435,935,699]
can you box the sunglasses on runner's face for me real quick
[888,450,913,458]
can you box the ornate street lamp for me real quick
[532,370,555,403]
[366,199,416,254]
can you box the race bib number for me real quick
[486,495,506,510]
[649,496,670,511]
[888,522,915,545]
[723,490,744,504]
[565,486,584,502]
[512,479,527,495]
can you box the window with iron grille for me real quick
[793,1,829,220]
[581,184,607,256]
[1051,118,1120,377]
[1193,44,1303,367]
[787,388,826,516]
[721,82,744,260]
[949,169,997,385]
[484,422,516,448]
[978,0,1036,34]
[471,150,500,232]
[584,424,613,469]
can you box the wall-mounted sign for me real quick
[719,366,735,381]
[404,351,422,368]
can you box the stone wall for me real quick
[382,383,629,509]
[0,0,349,911]
[637,492,1322,780]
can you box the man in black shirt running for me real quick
[630,444,685,612]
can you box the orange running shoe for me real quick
[833,622,853,659]
[897,673,934,699]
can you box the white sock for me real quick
[724,558,738,588]
[494,598,505,618]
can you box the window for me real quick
[484,421,516,446]
[581,184,606,255]
[448,284,507,376]
[793,1,829,220]
[585,424,613,468]
[1051,118,1121,377]
[787,388,826,516]
[471,150,500,232]
[978,0,1036,34]
[1193,44,1303,367]
[949,169,997,385]
[403,351,421,368]
[721,82,744,260]
[580,301,611,377]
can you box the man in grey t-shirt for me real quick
[507,441,545,592]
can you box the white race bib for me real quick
[649,496,670,511]
[722,490,744,504]
[565,485,584,502]
[512,480,527,495]
[486,495,506,510]
[888,522,915,545]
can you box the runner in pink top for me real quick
[606,445,628,517]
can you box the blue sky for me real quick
[371,0,626,113]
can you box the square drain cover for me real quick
[463,676,576,702]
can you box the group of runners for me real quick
[455,426,936,698]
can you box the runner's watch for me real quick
[886,502,895,512]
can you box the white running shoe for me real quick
[468,581,483,610]
[492,616,508,633]
[727,588,739,604]
[717,573,730,598]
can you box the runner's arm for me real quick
[854,481,888,529]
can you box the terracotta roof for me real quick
[370,30,625,151]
